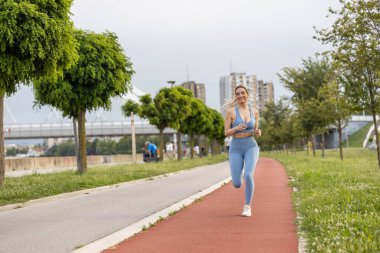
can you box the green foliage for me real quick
[0,0,78,95]
[115,136,131,154]
[42,136,166,156]
[153,86,192,130]
[121,99,140,117]
[258,99,299,150]
[315,0,379,112]
[42,140,75,157]
[96,139,117,155]
[0,154,227,206]
[5,147,28,157]
[179,98,210,136]
[315,0,380,165]
[318,77,353,127]
[206,108,225,145]
[278,55,334,140]
[34,29,134,119]
[265,149,380,252]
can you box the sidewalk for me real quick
[103,157,299,253]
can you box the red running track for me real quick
[103,157,298,253]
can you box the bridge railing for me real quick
[4,121,176,139]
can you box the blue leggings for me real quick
[229,137,260,205]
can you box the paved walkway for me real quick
[103,157,298,253]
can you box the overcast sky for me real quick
[5,0,341,126]
[70,0,339,110]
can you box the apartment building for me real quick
[180,81,206,103]
[219,72,274,115]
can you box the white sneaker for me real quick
[241,205,251,217]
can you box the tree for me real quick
[116,136,132,154]
[134,87,192,160]
[122,99,141,162]
[278,55,333,156]
[318,74,353,160]
[315,0,380,167]
[258,99,297,151]
[96,139,117,155]
[169,86,193,160]
[0,0,77,185]
[179,98,210,158]
[205,109,225,155]
[34,29,134,173]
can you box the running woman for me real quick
[223,85,261,217]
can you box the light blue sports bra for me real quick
[231,105,255,133]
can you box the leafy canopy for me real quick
[34,29,134,118]
[0,0,78,95]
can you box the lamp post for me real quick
[167,80,181,159]
[167,80,176,87]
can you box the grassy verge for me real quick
[343,122,372,148]
[263,149,380,253]
[0,155,227,207]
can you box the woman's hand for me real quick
[254,129,262,136]
[234,124,247,131]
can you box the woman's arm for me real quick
[254,110,259,130]
[224,109,235,136]
[254,110,261,136]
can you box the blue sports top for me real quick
[231,105,255,133]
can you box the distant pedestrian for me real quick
[223,85,261,217]
[166,142,174,159]
[193,145,200,157]
[224,136,232,154]
[143,141,158,162]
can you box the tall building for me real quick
[257,80,274,112]
[219,72,257,116]
[219,73,274,115]
[180,81,206,103]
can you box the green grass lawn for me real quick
[0,155,227,207]
[343,122,372,148]
[263,149,380,253]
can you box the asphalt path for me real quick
[0,162,230,253]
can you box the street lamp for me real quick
[167,80,176,87]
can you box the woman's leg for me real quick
[243,143,260,205]
[229,149,244,188]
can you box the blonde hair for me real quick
[222,85,249,109]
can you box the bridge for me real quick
[4,85,179,141]
[4,121,176,140]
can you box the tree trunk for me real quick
[177,131,182,160]
[307,135,312,156]
[159,128,164,161]
[78,110,87,174]
[369,86,380,168]
[371,110,380,168]
[0,96,4,186]
[321,132,325,158]
[73,119,80,169]
[190,134,194,159]
[311,135,316,157]
[338,120,343,160]
[131,112,136,163]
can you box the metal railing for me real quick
[4,121,176,139]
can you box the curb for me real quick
[70,177,232,253]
